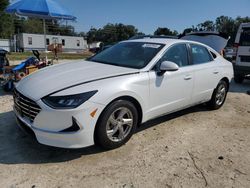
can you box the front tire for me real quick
[95,100,138,149]
[208,80,228,110]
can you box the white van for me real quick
[233,23,250,83]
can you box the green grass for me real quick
[7,51,93,61]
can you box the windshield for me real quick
[88,42,164,69]
[239,28,250,46]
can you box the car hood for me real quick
[180,32,229,52]
[16,60,138,100]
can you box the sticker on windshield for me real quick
[142,44,161,49]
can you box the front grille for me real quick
[240,56,250,63]
[13,88,41,122]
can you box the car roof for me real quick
[123,38,206,47]
[124,38,185,44]
[125,38,222,54]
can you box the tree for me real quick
[235,16,250,29]
[154,27,178,36]
[197,20,215,31]
[87,23,140,44]
[24,18,44,34]
[182,16,250,46]
[215,16,235,33]
[86,27,99,43]
[0,0,14,38]
[215,16,238,45]
[77,32,86,37]
[0,0,8,12]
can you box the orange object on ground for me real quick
[26,65,38,74]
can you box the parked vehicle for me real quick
[13,38,233,149]
[232,23,250,83]
[0,48,9,72]
[224,47,236,60]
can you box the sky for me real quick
[59,0,250,34]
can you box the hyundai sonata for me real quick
[13,38,233,149]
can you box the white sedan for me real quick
[13,38,233,149]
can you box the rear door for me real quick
[188,43,219,104]
[236,27,250,66]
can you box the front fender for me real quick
[53,73,150,122]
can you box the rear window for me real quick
[190,44,213,64]
[239,27,250,46]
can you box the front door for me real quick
[147,43,194,119]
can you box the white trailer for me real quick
[16,33,88,52]
[0,39,11,52]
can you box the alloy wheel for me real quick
[215,84,226,106]
[106,107,133,142]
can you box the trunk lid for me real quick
[180,31,230,53]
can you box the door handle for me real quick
[213,71,219,74]
[184,75,192,80]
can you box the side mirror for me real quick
[157,61,179,76]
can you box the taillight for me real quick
[232,43,239,63]
[233,43,239,48]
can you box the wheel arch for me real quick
[220,77,230,91]
[93,95,143,145]
[97,95,143,125]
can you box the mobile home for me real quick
[16,33,88,52]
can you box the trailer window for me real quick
[46,38,50,45]
[62,39,65,46]
[28,37,32,45]
[77,40,80,47]
[239,28,250,46]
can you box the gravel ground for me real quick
[0,80,249,188]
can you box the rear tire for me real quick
[234,75,244,84]
[95,100,138,150]
[208,80,228,110]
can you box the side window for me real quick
[77,40,80,47]
[190,44,213,64]
[160,44,189,67]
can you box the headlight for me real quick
[42,90,98,109]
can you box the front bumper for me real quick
[14,100,105,148]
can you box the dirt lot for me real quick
[0,80,249,188]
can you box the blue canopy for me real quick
[5,0,76,20]
[5,0,76,56]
